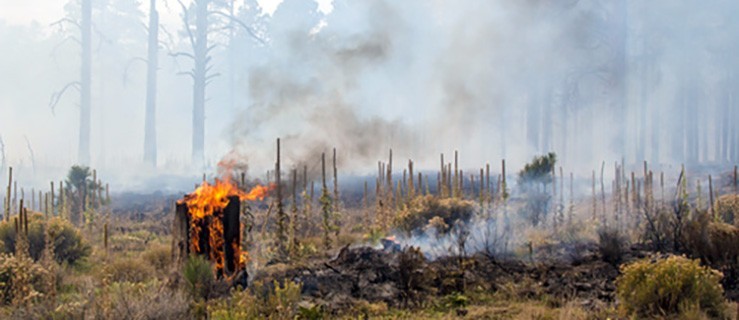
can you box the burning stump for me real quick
[175,196,241,277]
[173,179,270,286]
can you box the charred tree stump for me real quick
[173,195,242,278]
[223,196,240,275]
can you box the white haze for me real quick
[0,0,736,193]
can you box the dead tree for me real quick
[143,0,160,167]
[49,0,92,164]
[174,0,264,166]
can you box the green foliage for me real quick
[518,153,556,185]
[363,228,385,245]
[517,153,557,226]
[65,165,105,226]
[616,255,728,319]
[297,303,323,320]
[394,195,475,236]
[209,279,304,319]
[0,216,89,265]
[183,255,216,300]
[437,292,469,311]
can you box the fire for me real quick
[178,177,272,278]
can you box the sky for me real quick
[0,0,333,26]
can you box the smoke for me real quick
[1,1,738,192]
[227,0,417,179]
[225,0,635,178]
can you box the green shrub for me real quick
[616,255,728,319]
[183,255,228,300]
[394,195,475,235]
[517,153,557,226]
[208,280,304,319]
[437,292,469,312]
[0,216,89,265]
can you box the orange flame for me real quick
[179,177,272,277]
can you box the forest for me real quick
[0,0,738,319]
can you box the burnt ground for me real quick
[251,243,668,314]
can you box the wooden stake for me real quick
[709,175,714,217]
[5,167,11,221]
[454,151,459,198]
[51,182,55,216]
[408,160,414,199]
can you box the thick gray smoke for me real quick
[227,0,634,176]
[0,0,737,191]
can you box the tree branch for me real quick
[50,18,81,30]
[170,51,195,60]
[49,81,81,115]
[208,10,266,45]
[177,0,196,49]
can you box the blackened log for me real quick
[173,201,190,265]
[223,195,240,275]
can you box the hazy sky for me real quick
[0,0,333,25]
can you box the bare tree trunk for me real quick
[79,0,92,165]
[144,0,159,167]
[192,0,209,166]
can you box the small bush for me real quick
[183,255,228,300]
[209,280,303,319]
[394,195,475,236]
[683,216,739,266]
[714,194,739,225]
[616,255,728,319]
[142,244,172,271]
[0,216,89,265]
[518,153,557,226]
[0,254,48,306]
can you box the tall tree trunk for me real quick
[527,87,540,153]
[192,0,208,166]
[542,85,553,152]
[719,79,729,162]
[144,0,159,167]
[613,0,628,160]
[228,0,236,111]
[637,36,648,163]
[79,0,92,165]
